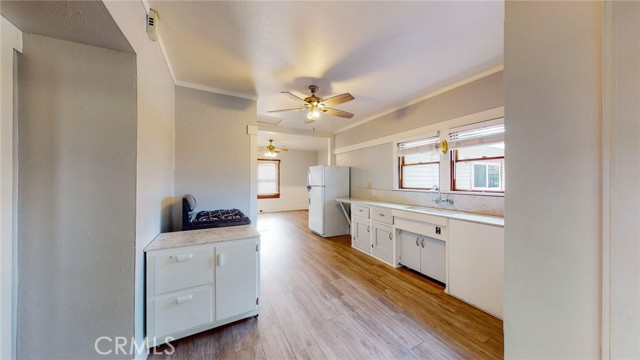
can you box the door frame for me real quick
[1,16,23,360]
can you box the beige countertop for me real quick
[336,197,504,227]
[145,225,260,252]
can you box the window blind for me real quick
[257,160,279,195]
[449,119,504,148]
[397,132,440,156]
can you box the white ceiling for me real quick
[0,1,133,53]
[148,1,504,132]
[257,131,328,152]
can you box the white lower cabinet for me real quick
[398,230,446,283]
[341,200,504,319]
[371,222,393,264]
[352,216,371,253]
[215,240,259,321]
[352,209,396,266]
[448,219,504,318]
[146,236,260,347]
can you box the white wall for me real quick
[317,149,327,166]
[334,71,504,149]
[0,15,22,360]
[504,2,601,358]
[103,2,176,354]
[258,149,318,213]
[606,1,640,357]
[174,86,257,227]
[336,143,393,190]
[17,34,137,359]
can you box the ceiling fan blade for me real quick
[322,93,354,106]
[275,148,288,152]
[324,108,354,119]
[281,91,305,102]
[267,107,306,113]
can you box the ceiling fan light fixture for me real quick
[268,85,355,125]
[262,139,283,158]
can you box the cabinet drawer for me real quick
[152,287,213,338]
[352,205,370,219]
[371,207,393,225]
[395,217,447,241]
[152,247,213,295]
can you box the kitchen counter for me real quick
[144,225,260,252]
[336,198,504,227]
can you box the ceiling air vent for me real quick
[257,116,284,126]
[146,9,159,42]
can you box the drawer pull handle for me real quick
[172,254,193,262]
[217,253,224,267]
[176,295,193,305]
[388,233,392,240]
[421,239,425,248]
[416,237,419,246]
[379,213,385,217]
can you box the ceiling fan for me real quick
[268,85,355,123]
[259,139,288,158]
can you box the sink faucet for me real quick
[432,185,454,206]
[433,185,441,202]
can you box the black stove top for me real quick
[194,209,246,222]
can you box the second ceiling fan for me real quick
[268,85,355,123]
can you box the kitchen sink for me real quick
[402,206,455,215]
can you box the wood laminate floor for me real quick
[150,210,503,359]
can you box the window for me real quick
[397,133,440,190]
[257,159,280,199]
[450,120,505,192]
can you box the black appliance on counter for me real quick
[182,194,251,231]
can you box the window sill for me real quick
[257,194,281,199]
[392,188,504,197]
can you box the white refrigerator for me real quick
[307,165,350,237]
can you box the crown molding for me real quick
[333,106,504,155]
[176,81,258,101]
[141,0,257,101]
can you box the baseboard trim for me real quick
[258,207,308,213]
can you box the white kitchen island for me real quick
[144,225,260,347]
[336,198,504,319]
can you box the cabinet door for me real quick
[398,230,421,271]
[352,217,371,253]
[215,238,259,321]
[372,222,393,264]
[448,219,504,318]
[420,236,446,283]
